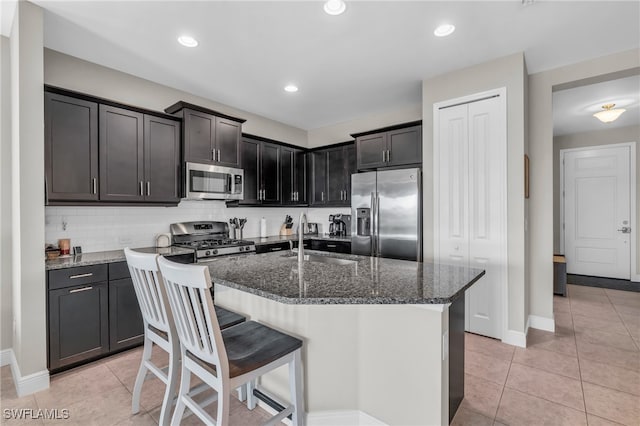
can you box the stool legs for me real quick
[158,338,180,426]
[131,334,153,414]
[289,349,305,426]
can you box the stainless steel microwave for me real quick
[184,162,244,200]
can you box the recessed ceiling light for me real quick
[434,24,455,37]
[324,0,346,16]
[284,85,299,93]
[177,35,198,47]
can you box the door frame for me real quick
[433,87,508,342]
[559,142,638,282]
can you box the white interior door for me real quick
[564,146,631,279]
[435,94,506,340]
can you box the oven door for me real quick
[185,162,244,200]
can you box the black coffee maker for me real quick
[328,214,351,236]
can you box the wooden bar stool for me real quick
[157,256,305,426]
[124,249,247,425]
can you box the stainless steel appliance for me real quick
[184,162,244,200]
[171,221,255,261]
[351,168,421,261]
[301,223,319,235]
[329,214,351,236]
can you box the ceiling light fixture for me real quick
[284,85,299,93]
[324,0,346,16]
[177,35,198,47]
[593,103,626,123]
[434,24,455,37]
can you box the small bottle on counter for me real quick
[260,217,267,238]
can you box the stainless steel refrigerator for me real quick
[351,168,422,261]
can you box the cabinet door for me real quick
[240,138,261,204]
[184,109,215,164]
[327,147,346,204]
[215,117,241,167]
[109,277,144,351]
[387,125,422,167]
[310,151,327,205]
[294,150,307,204]
[280,148,295,204]
[99,105,145,201]
[45,93,99,201]
[144,115,181,203]
[48,282,109,370]
[261,142,281,204]
[356,132,387,170]
[344,144,356,204]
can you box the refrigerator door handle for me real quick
[375,192,381,256]
[370,192,377,256]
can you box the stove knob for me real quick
[212,249,219,255]
[205,250,211,256]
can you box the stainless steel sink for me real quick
[286,253,358,266]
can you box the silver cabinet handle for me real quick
[70,286,93,293]
[146,181,150,196]
[139,181,144,196]
[321,191,324,202]
[92,178,97,194]
[382,151,385,162]
[217,149,221,162]
[70,273,93,279]
[387,150,391,162]
[270,247,282,251]
[327,244,337,248]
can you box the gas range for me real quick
[170,221,256,261]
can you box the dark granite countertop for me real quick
[208,250,484,305]
[247,234,351,245]
[45,246,194,270]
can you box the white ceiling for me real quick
[553,75,640,136]
[9,1,640,130]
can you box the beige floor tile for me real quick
[34,363,124,410]
[42,384,133,425]
[586,414,627,426]
[568,285,606,296]
[112,412,157,426]
[495,388,587,426]
[608,295,640,309]
[613,303,640,316]
[451,407,494,426]
[555,312,574,329]
[604,288,640,298]
[580,358,640,397]
[570,301,618,320]
[583,382,640,426]
[465,350,511,386]
[572,313,630,335]
[618,312,640,340]
[527,327,578,357]
[577,340,640,372]
[571,293,612,305]
[465,333,515,362]
[575,328,639,352]
[512,345,580,379]
[460,373,503,419]
[505,363,585,411]
[554,296,571,314]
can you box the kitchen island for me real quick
[208,250,484,426]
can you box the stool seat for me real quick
[186,320,303,379]
[215,306,246,330]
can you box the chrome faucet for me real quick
[298,212,308,263]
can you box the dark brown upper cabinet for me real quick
[238,136,281,205]
[165,102,245,168]
[309,142,355,207]
[353,122,422,171]
[281,147,306,205]
[45,92,99,202]
[45,86,182,205]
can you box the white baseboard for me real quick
[257,401,387,426]
[0,348,13,367]
[1,348,50,397]
[528,315,555,332]
[502,329,526,348]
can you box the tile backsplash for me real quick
[45,201,349,253]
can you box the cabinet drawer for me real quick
[256,242,291,254]
[109,261,130,281]
[48,264,108,290]
[311,240,351,253]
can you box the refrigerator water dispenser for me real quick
[356,208,371,236]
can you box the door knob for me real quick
[617,227,631,234]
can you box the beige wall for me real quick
[44,49,308,147]
[553,125,640,277]
[1,35,12,352]
[528,49,640,321]
[307,104,422,148]
[423,53,528,336]
[11,1,47,378]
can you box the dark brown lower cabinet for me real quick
[108,262,144,351]
[310,240,351,253]
[48,282,109,370]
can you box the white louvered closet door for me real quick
[436,94,506,340]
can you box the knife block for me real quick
[279,223,293,236]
